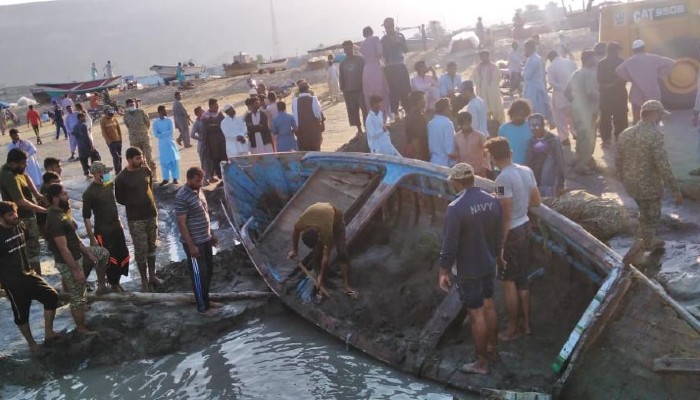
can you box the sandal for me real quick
[345,289,360,299]
[314,291,326,304]
[459,360,489,375]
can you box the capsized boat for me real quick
[149,64,206,83]
[31,76,122,104]
[221,152,699,397]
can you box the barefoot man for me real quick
[486,137,541,341]
[287,202,358,303]
[175,167,221,315]
[45,183,109,335]
[0,201,61,351]
[438,163,503,374]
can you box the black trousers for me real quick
[343,90,366,129]
[79,151,100,176]
[183,240,214,312]
[108,141,123,173]
[4,275,59,325]
[599,100,628,143]
[384,63,411,114]
[55,121,68,139]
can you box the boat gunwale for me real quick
[223,151,630,394]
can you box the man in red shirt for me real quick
[25,105,42,145]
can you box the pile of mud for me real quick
[0,250,278,388]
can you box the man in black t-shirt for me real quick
[45,184,109,335]
[0,149,47,275]
[115,147,161,291]
[0,201,60,352]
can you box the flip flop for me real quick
[498,331,522,342]
[314,291,326,304]
[345,289,360,299]
[459,361,489,375]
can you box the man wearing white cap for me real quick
[616,100,682,264]
[221,105,249,158]
[615,39,674,123]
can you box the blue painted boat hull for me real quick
[222,152,629,396]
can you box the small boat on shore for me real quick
[259,58,288,74]
[221,152,699,397]
[149,63,206,83]
[31,76,122,104]
[306,56,327,71]
[223,53,258,78]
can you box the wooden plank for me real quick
[53,291,275,304]
[653,357,700,373]
[627,264,700,335]
[415,285,463,370]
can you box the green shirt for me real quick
[45,206,82,264]
[0,164,35,219]
[294,203,342,247]
[115,166,157,221]
[82,181,121,233]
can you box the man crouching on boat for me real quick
[287,202,359,303]
[438,163,503,374]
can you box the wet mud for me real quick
[0,248,280,388]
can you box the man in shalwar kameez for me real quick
[565,51,599,175]
[472,50,505,123]
[522,39,551,122]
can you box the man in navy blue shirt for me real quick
[438,163,503,375]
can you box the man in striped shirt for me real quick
[175,167,219,315]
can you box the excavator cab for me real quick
[599,0,700,109]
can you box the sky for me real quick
[0,0,54,5]
[0,0,578,86]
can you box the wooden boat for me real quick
[221,152,700,397]
[259,58,288,74]
[223,53,258,78]
[149,64,206,83]
[306,56,327,71]
[31,76,122,104]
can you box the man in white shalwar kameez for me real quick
[546,50,577,145]
[221,104,249,157]
[365,96,401,157]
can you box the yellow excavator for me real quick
[598,0,700,109]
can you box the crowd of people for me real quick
[0,17,696,372]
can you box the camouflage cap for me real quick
[640,100,670,115]
[89,161,112,175]
[448,163,475,181]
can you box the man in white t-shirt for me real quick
[486,136,541,342]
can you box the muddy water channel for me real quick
[0,180,462,399]
[2,315,460,399]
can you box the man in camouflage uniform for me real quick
[123,98,157,177]
[615,100,683,264]
[45,183,109,334]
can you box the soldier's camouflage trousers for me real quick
[130,137,157,176]
[635,198,661,244]
[128,217,158,265]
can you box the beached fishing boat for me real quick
[222,152,700,397]
[149,64,206,83]
[306,56,327,71]
[223,53,258,78]
[259,58,288,74]
[31,76,122,104]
